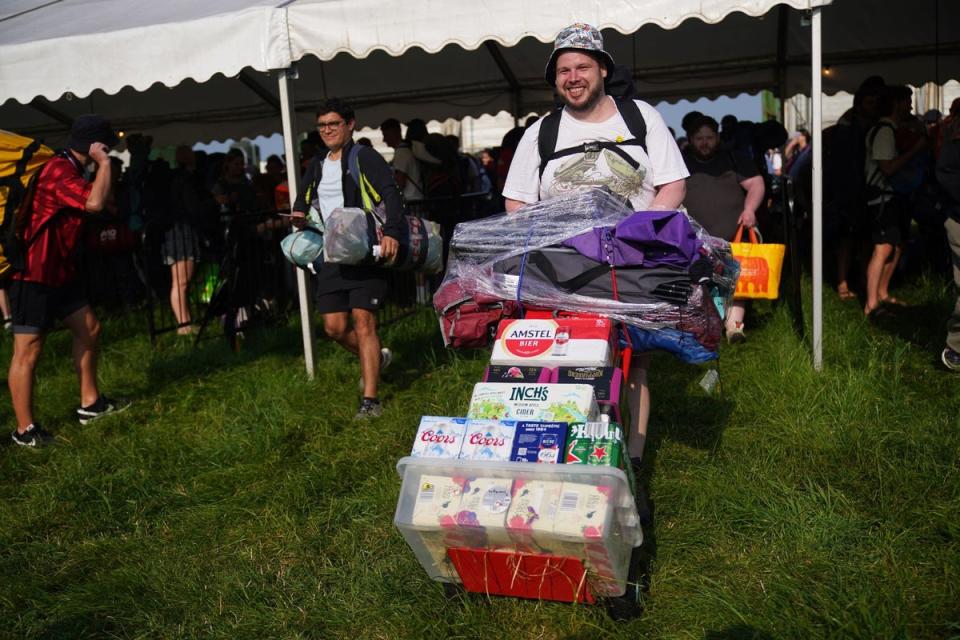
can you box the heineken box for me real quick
[482,365,554,384]
[564,421,624,468]
[554,366,623,422]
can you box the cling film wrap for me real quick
[443,189,739,337]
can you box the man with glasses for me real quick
[291,99,404,418]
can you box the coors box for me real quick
[490,318,615,367]
[467,383,599,423]
[411,416,468,459]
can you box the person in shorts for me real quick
[863,85,928,317]
[291,98,405,419]
[9,114,130,447]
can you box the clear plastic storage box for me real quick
[393,456,643,597]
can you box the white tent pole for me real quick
[811,7,824,371]
[278,66,316,379]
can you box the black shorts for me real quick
[868,197,909,245]
[314,262,388,313]
[316,286,387,314]
[10,279,88,334]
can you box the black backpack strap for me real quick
[537,108,563,180]
[612,96,647,155]
[537,98,648,180]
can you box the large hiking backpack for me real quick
[822,121,866,207]
[536,96,648,180]
[0,131,55,278]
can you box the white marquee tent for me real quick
[2,0,957,146]
[2,0,957,373]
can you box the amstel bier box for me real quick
[490,318,615,367]
[467,383,599,423]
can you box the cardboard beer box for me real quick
[411,475,467,529]
[554,367,623,422]
[490,318,615,367]
[505,479,563,553]
[565,421,624,468]
[467,383,599,423]
[455,476,514,548]
[409,475,483,567]
[411,416,468,459]
[509,421,568,463]
[482,365,554,384]
[553,481,614,541]
[459,419,517,461]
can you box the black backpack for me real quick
[536,95,648,180]
[822,121,866,206]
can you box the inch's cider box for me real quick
[467,383,599,423]
[482,365,554,383]
[411,416,468,459]
[459,419,517,462]
[554,366,623,422]
[509,421,568,463]
[490,318,615,367]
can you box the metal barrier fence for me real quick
[79,193,499,348]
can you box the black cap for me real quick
[66,114,119,153]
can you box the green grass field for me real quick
[1,278,958,640]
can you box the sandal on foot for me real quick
[837,287,857,300]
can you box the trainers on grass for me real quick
[11,423,54,448]
[354,397,383,420]
[942,347,960,372]
[77,396,131,424]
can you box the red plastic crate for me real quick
[447,548,595,604]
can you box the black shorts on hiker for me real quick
[10,280,88,334]
[868,197,909,246]
[314,262,388,314]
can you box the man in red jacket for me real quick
[10,115,129,447]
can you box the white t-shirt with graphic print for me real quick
[503,98,688,210]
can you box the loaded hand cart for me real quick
[394,190,738,618]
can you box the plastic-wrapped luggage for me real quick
[323,207,444,273]
[438,188,739,359]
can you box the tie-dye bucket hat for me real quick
[544,23,616,86]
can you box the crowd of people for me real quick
[8,22,959,448]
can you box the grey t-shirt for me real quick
[682,150,759,240]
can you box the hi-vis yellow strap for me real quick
[358,172,381,214]
[347,144,383,218]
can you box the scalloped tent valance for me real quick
[2,0,957,147]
